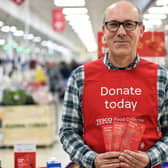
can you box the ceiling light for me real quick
[148,6,168,14]
[143,13,167,19]
[13,30,24,37]
[54,0,85,7]
[1,26,10,32]
[143,19,162,26]
[69,22,92,32]
[65,14,89,21]
[155,0,168,6]
[10,26,17,32]
[62,5,96,52]
[78,32,97,52]
[41,40,48,47]
[63,8,88,15]
[24,34,34,40]
[46,41,54,48]
[65,14,97,52]
[33,36,41,43]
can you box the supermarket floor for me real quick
[0,101,71,168]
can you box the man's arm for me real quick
[146,136,168,167]
[146,66,168,167]
[59,66,98,168]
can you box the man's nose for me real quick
[117,25,127,36]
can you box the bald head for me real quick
[103,0,142,23]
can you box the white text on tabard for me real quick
[100,86,142,112]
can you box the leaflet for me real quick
[111,121,127,151]
[101,120,145,152]
[101,125,113,151]
[120,120,145,152]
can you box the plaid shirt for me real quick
[59,53,168,168]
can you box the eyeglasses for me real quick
[104,20,142,32]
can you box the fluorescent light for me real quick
[10,26,17,32]
[63,8,88,15]
[70,22,92,33]
[41,40,48,47]
[148,6,168,14]
[1,26,10,32]
[65,13,97,52]
[143,19,162,26]
[65,14,89,21]
[24,34,34,40]
[143,19,161,31]
[78,32,97,52]
[54,0,85,7]
[155,0,168,6]
[13,30,24,37]
[33,36,41,43]
[143,13,167,19]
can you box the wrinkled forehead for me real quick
[104,2,140,22]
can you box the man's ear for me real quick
[102,25,106,41]
[140,25,145,38]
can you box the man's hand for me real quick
[94,152,121,168]
[119,150,150,168]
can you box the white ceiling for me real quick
[0,0,153,59]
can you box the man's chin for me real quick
[113,49,130,56]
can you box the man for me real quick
[59,1,168,168]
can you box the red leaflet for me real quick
[101,120,145,152]
[111,121,127,151]
[101,125,113,151]
[120,120,145,152]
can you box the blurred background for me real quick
[0,0,168,167]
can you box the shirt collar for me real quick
[103,52,140,70]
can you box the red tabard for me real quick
[83,58,161,168]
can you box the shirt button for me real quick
[108,63,112,68]
[140,142,145,149]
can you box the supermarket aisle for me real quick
[0,102,71,168]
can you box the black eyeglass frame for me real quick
[104,20,143,32]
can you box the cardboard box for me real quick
[1,104,55,146]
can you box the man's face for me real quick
[103,3,144,57]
